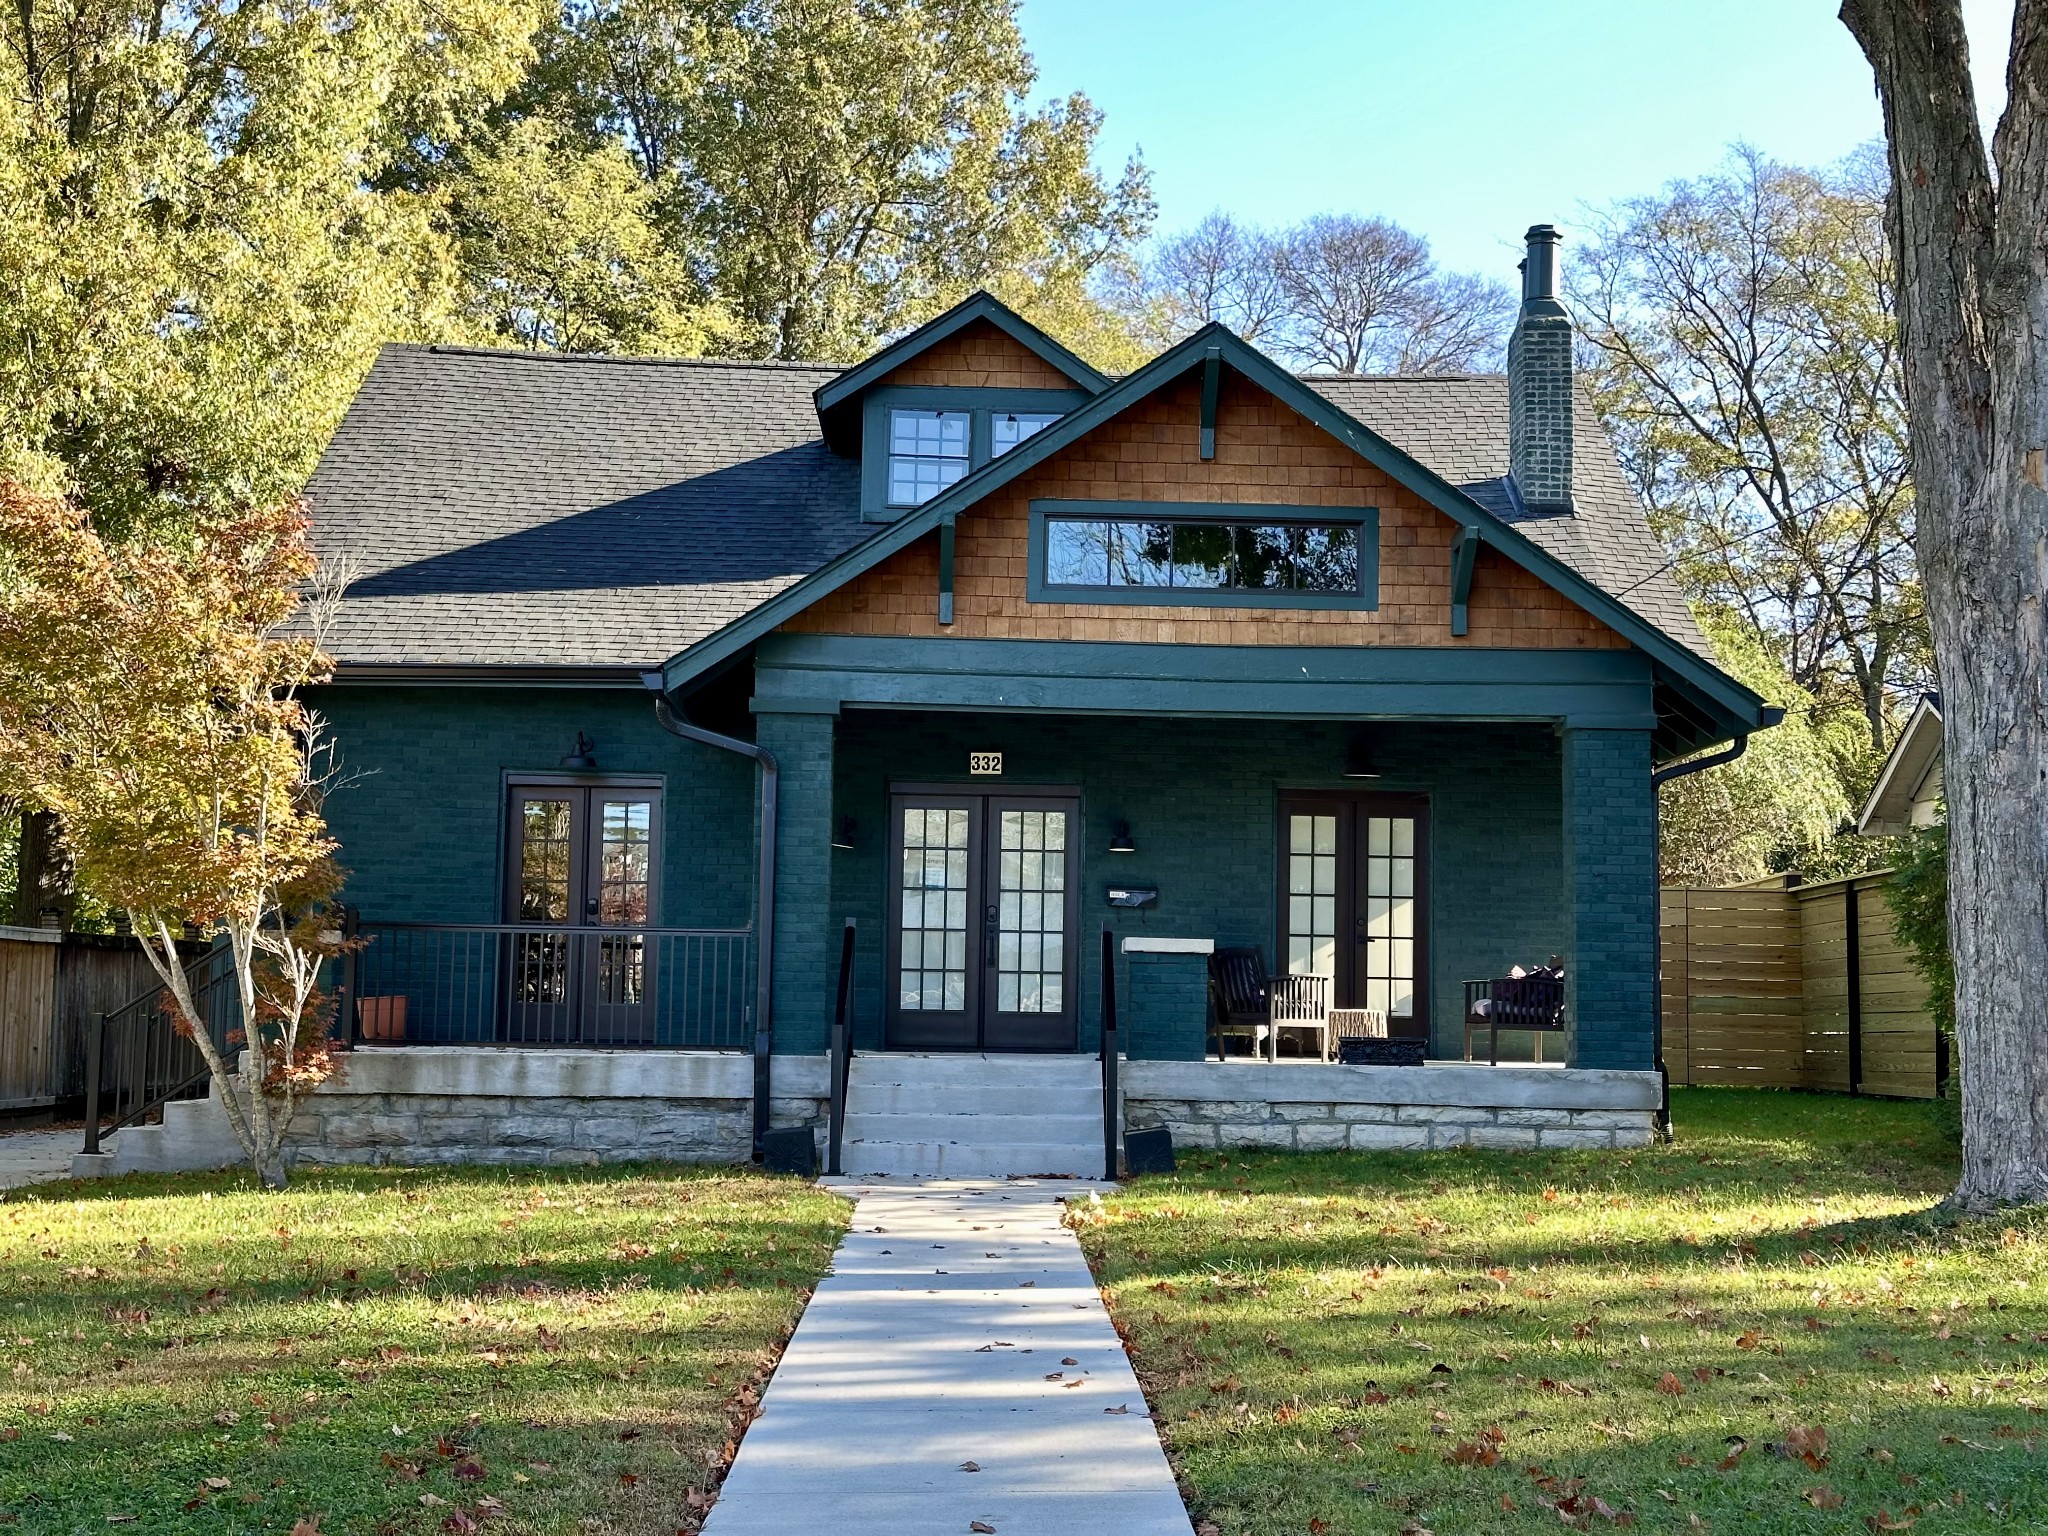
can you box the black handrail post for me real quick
[827,919,856,1177]
[1099,926,1119,1181]
[82,1013,105,1155]
[339,904,361,1050]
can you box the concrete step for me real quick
[841,1111,1103,1146]
[839,1139,1106,1179]
[70,1084,245,1178]
[844,1081,1102,1118]
[847,1053,1101,1088]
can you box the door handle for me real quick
[584,896,601,925]
[984,903,998,966]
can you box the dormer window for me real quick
[888,409,971,506]
[992,412,1061,456]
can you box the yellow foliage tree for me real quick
[0,484,344,1186]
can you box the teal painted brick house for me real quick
[299,227,1774,1171]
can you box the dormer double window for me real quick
[858,390,1083,519]
[886,407,1062,508]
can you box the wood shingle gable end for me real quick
[780,369,1631,650]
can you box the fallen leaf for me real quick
[203,1478,232,1492]
[1104,1404,1129,1415]
[1865,1511,1917,1533]
[959,1461,980,1472]
[1716,1436,1748,1472]
[1656,1373,1685,1397]
[970,1523,997,1534]
[451,1460,486,1483]
[1803,1486,1844,1509]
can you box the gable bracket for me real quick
[938,514,957,626]
[1199,346,1222,460]
[1449,527,1479,637]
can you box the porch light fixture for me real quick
[831,815,858,851]
[1108,819,1138,854]
[1342,734,1383,780]
[559,732,598,770]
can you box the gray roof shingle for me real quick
[307,343,1705,669]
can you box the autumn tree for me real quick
[0,0,547,540]
[1576,146,1924,760]
[0,485,345,1188]
[1840,0,2048,1207]
[1135,210,1514,374]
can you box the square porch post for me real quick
[755,706,837,1056]
[1560,726,1656,1071]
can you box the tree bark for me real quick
[1843,0,2048,1207]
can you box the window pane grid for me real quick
[898,806,971,1011]
[887,409,970,507]
[1285,813,1338,979]
[995,810,1066,1013]
[992,412,1060,455]
[1044,517,1360,593]
[1363,815,1417,1017]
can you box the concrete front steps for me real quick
[71,1081,244,1179]
[839,1053,1109,1178]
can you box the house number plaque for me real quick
[969,751,1003,776]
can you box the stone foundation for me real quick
[1122,1060,1659,1152]
[291,1049,828,1168]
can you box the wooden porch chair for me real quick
[1207,948,1331,1061]
[1462,973,1566,1064]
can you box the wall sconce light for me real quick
[831,815,858,851]
[560,731,598,770]
[1108,819,1137,854]
[1342,733,1382,780]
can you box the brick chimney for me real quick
[1508,223,1573,513]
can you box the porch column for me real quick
[755,706,837,1056]
[1560,727,1656,1071]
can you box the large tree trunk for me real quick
[1843,0,2048,1207]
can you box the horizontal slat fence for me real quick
[1661,872,1942,1098]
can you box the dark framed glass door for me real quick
[1277,792,1430,1038]
[887,790,1080,1051]
[503,782,661,1043]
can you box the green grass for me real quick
[1077,1089,2047,1535]
[0,1162,847,1536]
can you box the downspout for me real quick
[651,682,777,1162]
[1647,705,1783,1143]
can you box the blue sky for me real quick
[1017,0,2015,280]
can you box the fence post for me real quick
[81,1013,104,1155]
[1844,882,1863,1096]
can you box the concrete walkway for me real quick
[0,1128,83,1191]
[703,1179,1191,1535]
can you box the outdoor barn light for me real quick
[832,815,858,851]
[559,732,598,770]
[1108,819,1137,854]
[1342,733,1383,780]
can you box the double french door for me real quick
[503,782,662,1043]
[1277,793,1430,1037]
[887,790,1081,1051]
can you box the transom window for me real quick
[887,409,971,507]
[1043,516,1363,593]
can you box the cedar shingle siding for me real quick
[783,371,1629,649]
[871,318,1081,391]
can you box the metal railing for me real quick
[83,944,241,1154]
[347,921,754,1049]
[827,919,856,1177]
[1099,926,1119,1181]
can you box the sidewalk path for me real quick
[0,1128,82,1191]
[703,1178,1191,1535]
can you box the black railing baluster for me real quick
[1100,927,1119,1182]
[827,920,857,1177]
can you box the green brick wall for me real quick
[818,711,1572,1059]
[1561,727,1657,1070]
[313,686,756,928]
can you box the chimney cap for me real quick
[1519,222,1565,311]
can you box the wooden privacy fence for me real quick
[1660,872,1944,1098]
[0,925,60,1110]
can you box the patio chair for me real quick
[1462,970,1566,1064]
[1207,948,1330,1061]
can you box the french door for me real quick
[502,782,662,1043]
[1277,793,1430,1038]
[886,790,1081,1051]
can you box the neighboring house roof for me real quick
[306,327,1709,681]
[1858,693,1945,836]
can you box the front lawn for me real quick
[1078,1088,2046,1535]
[0,1162,847,1535]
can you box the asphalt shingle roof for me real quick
[307,343,1706,669]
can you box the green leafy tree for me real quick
[0,0,546,537]
[1658,615,1853,886]
[450,115,730,354]
[509,0,1154,361]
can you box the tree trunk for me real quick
[1843,0,2048,1207]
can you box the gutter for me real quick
[647,676,778,1162]
[1646,706,1785,1141]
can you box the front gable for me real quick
[782,368,1630,650]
